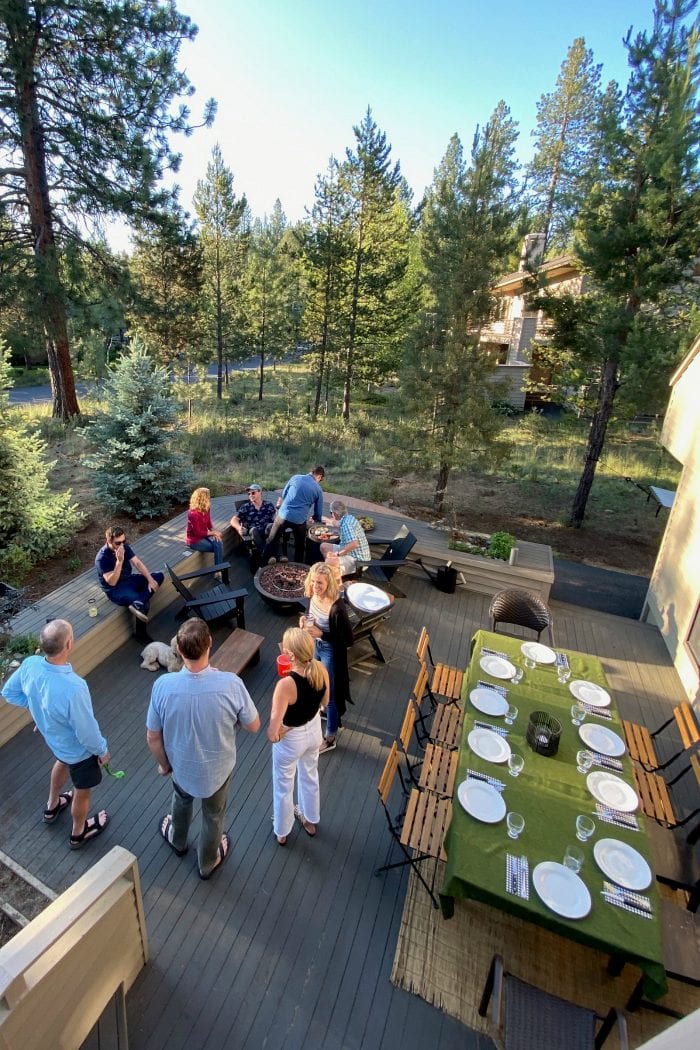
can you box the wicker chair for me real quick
[489,588,554,644]
[479,954,628,1049]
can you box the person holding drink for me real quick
[300,563,354,754]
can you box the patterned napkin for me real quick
[473,720,509,738]
[481,646,509,660]
[602,881,652,918]
[477,679,508,697]
[595,803,639,831]
[555,652,570,671]
[505,854,530,899]
[581,703,613,721]
[466,768,505,792]
[589,752,623,772]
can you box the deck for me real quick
[0,517,690,1049]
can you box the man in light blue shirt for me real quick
[2,618,111,849]
[262,465,325,564]
[146,617,260,880]
[320,498,371,576]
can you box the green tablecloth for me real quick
[440,629,667,999]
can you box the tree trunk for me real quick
[569,357,619,526]
[342,211,365,422]
[434,458,450,515]
[215,242,223,399]
[12,9,80,420]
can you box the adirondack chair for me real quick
[165,563,248,629]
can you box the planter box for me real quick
[410,537,554,602]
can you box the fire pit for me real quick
[254,562,308,611]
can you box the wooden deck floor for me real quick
[0,551,689,1050]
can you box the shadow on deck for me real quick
[0,513,689,1050]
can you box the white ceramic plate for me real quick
[593,838,652,891]
[345,582,391,613]
[457,779,506,823]
[586,771,639,813]
[467,727,511,764]
[579,723,626,757]
[569,680,612,708]
[521,641,557,664]
[469,686,509,717]
[533,862,592,919]
[479,654,516,680]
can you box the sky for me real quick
[117,0,656,244]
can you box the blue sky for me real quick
[160,0,654,228]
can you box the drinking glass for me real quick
[504,705,518,726]
[524,655,536,670]
[563,844,584,872]
[575,815,595,842]
[576,749,594,774]
[507,753,524,777]
[87,597,98,618]
[510,665,524,685]
[557,666,571,685]
[571,703,586,726]
[506,812,525,839]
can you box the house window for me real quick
[686,601,700,672]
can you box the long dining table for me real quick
[439,629,667,1000]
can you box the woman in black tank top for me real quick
[268,628,329,844]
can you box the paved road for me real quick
[551,558,650,620]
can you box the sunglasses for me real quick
[247,489,259,495]
[113,539,126,546]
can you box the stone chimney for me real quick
[519,233,546,270]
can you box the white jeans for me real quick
[272,714,322,837]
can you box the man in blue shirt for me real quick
[262,465,325,565]
[230,483,277,569]
[146,617,260,880]
[2,618,111,849]
[95,525,164,623]
[320,498,371,575]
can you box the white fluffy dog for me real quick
[140,636,182,673]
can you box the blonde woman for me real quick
[186,487,226,580]
[301,563,354,754]
[268,627,329,843]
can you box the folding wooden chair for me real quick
[633,752,700,829]
[375,742,451,909]
[416,626,464,705]
[621,701,700,772]
[411,688,463,751]
[647,818,700,911]
[396,699,458,798]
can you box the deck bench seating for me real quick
[211,629,264,677]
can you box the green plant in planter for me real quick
[487,531,516,561]
[0,632,40,680]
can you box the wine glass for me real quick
[507,753,524,777]
[506,812,525,839]
[576,749,594,774]
[575,815,595,841]
[571,703,586,726]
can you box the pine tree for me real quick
[243,203,290,400]
[194,145,249,398]
[526,38,603,253]
[401,103,520,511]
[537,0,700,527]
[0,1,214,419]
[81,340,192,518]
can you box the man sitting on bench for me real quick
[95,525,164,622]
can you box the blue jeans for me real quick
[188,537,224,565]
[171,770,232,876]
[315,638,338,736]
[103,571,164,609]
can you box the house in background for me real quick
[642,336,700,706]
[481,233,584,409]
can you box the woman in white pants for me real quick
[268,627,329,844]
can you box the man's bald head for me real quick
[40,619,73,657]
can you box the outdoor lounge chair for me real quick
[165,562,248,629]
[347,525,417,596]
[480,953,629,1049]
[489,588,554,644]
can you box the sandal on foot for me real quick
[44,791,73,824]
[199,833,230,880]
[294,805,316,837]
[160,814,187,857]
[70,811,109,849]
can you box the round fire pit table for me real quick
[254,562,309,611]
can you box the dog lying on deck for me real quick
[140,636,182,673]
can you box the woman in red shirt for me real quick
[185,487,227,581]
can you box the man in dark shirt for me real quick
[262,466,325,565]
[95,525,164,622]
[230,484,276,569]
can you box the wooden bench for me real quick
[622,702,700,772]
[211,628,265,677]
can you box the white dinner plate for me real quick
[533,862,592,919]
[586,771,639,813]
[457,779,506,823]
[521,641,557,665]
[593,838,652,891]
[467,727,511,764]
[469,686,509,717]
[479,654,516,680]
[569,680,612,708]
[579,722,626,757]
[345,582,391,613]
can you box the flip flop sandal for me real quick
[199,833,230,880]
[160,814,187,857]
[294,805,317,837]
[43,791,73,824]
[70,811,109,849]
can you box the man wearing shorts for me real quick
[95,525,164,622]
[320,499,371,576]
[1,618,110,849]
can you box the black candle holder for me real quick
[526,710,562,757]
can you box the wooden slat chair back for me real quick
[633,753,700,828]
[396,700,457,798]
[411,695,462,752]
[375,742,451,909]
[622,702,700,772]
[165,563,248,629]
[411,663,432,709]
[416,625,464,705]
